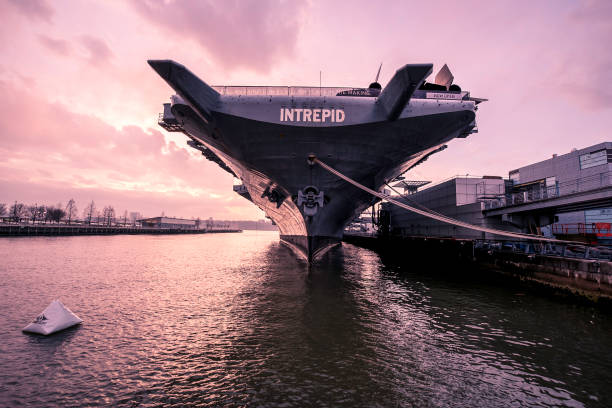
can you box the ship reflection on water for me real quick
[1,231,611,407]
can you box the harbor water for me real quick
[1,231,611,407]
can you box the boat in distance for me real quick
[149,60,484,262]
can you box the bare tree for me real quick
[9,202,25,223]
[83,201,96,225]
[65,199,78,225]
[129,212,141,226]
[123,210,128,226]
[45,206,66,224]
[0,203,6,218]
[27,204,37,224]
[102,206,115,226]
[27,204,45,224]
[37,205,46,223]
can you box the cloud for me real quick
[545,0,612,110]
[569,0,612,22]
[130,0,308,73]
[37,34,71,56]
[79,35,114,66]
[6,0,54,22]
[0,177,252,220]
[0,79,257,219]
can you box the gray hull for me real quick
[176,108,475,262]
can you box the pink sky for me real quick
[0,0,610,220]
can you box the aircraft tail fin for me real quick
[148,60,219,122]
[377,64,432,121]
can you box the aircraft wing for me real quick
[377,64,432,121]
[148,60,219,122]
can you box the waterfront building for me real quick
[138,217,198,229]
[380,142,611,244]
[382,176,516,240]
[504,142,611,242]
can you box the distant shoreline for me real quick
[0,223,243,237]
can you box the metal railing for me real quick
[211,85,471,99]
[475,239,612,261]
[483,171,611,210]
[552,223,612,237]
[212,86,354,97]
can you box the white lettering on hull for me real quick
[280,108,345,123]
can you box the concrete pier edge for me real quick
[0,224,242,237]
[343,234,612,308]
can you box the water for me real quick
[0,231,611,407]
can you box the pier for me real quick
[344,233,612,305]
[0,223,241,237]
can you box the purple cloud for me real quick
[0,79,246,218]
[7,0,53,22]
[37,34,71,56]
[80,35,114,65]
[130,0,308,73]
[548,1,612,110]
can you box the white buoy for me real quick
[22,300,83,335]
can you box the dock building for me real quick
[380,142,612,244]
[492,142,611,243]
[138,217,199,229]
[382,176,517,240]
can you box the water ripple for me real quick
[0,233,611,407]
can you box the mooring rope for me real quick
[312,157,572,244]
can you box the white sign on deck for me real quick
[425,92,463,100]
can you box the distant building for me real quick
[382,176,515,240]
[379,142,611,243]
[138,216,197,229]
[505,142,611,242]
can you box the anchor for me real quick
[298,185,325,216]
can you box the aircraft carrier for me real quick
[149,60,483,262]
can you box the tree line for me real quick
[0,200,137,226]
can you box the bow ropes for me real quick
[311,156,573,244]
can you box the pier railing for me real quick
[0,223,242,237]
[483,171,611,210]
[475,239,612,261]
[551,223,612,238]
[212,86,354,97]
[344,230,612,261]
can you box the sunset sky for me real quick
[0,0,610,220]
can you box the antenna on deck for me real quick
[369,63,383,90]
[319,70,322,96]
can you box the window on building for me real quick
[585,208,612,224]
[579,149,609,169]
[545,176,558,197]
[509,170,519,183]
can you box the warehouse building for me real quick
[381,142,611,244]
[138,217,199,229]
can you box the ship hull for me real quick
[176,107,476,262]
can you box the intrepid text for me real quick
[280,108,345,123]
